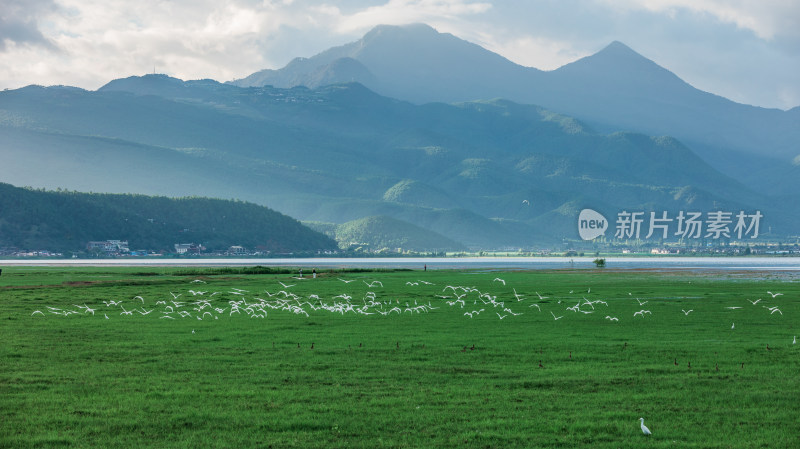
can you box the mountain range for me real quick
[232,24,799,197]
[0,23,796,250]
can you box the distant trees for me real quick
[0,183,337,254]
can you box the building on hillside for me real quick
[227,246,247,256]
[86,240,129,254]
[174,243,205,255]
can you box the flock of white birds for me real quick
[30,275,791,342]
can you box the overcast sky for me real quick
[1,0,798,109]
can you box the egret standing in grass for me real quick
[639,418,652,436]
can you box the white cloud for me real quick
[0,0,60,50]
[599,0,800,40]
[328,0,492,34]
[0,0,797,108]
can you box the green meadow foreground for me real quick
[1,266,798,448]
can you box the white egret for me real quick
[764,306,783,315]
[767,291,783,298]
[639,418,651,436]
[681,309,693,315]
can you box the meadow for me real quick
[1,265,798,448]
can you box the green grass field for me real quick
[1,266,798,448]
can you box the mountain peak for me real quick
[576,41,654,69]
[555,40,685,88]
[362,23,437,40]
[601,40,638,54]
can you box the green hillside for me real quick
[0,183,337,254]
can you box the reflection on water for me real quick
[1,257,799,271]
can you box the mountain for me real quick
[231,24,799,196]
[307,215,466,252]
[1,77,794,249]
[232,23,537,107]
[0,182,337,253]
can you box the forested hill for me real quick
[0,183,337,254]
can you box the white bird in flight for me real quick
[764,306,783,315]
[639,418,651,436]
[550,311,563,320]
[681,309,693,315]
[767,291,783,298]
[493,278,506,285]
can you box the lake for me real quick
[1,256,799,271]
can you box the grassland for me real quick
[1,266,798,448]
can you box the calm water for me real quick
[1,257,799,271]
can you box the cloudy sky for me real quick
[1,0,798,109]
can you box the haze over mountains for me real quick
[1,24,797,250]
